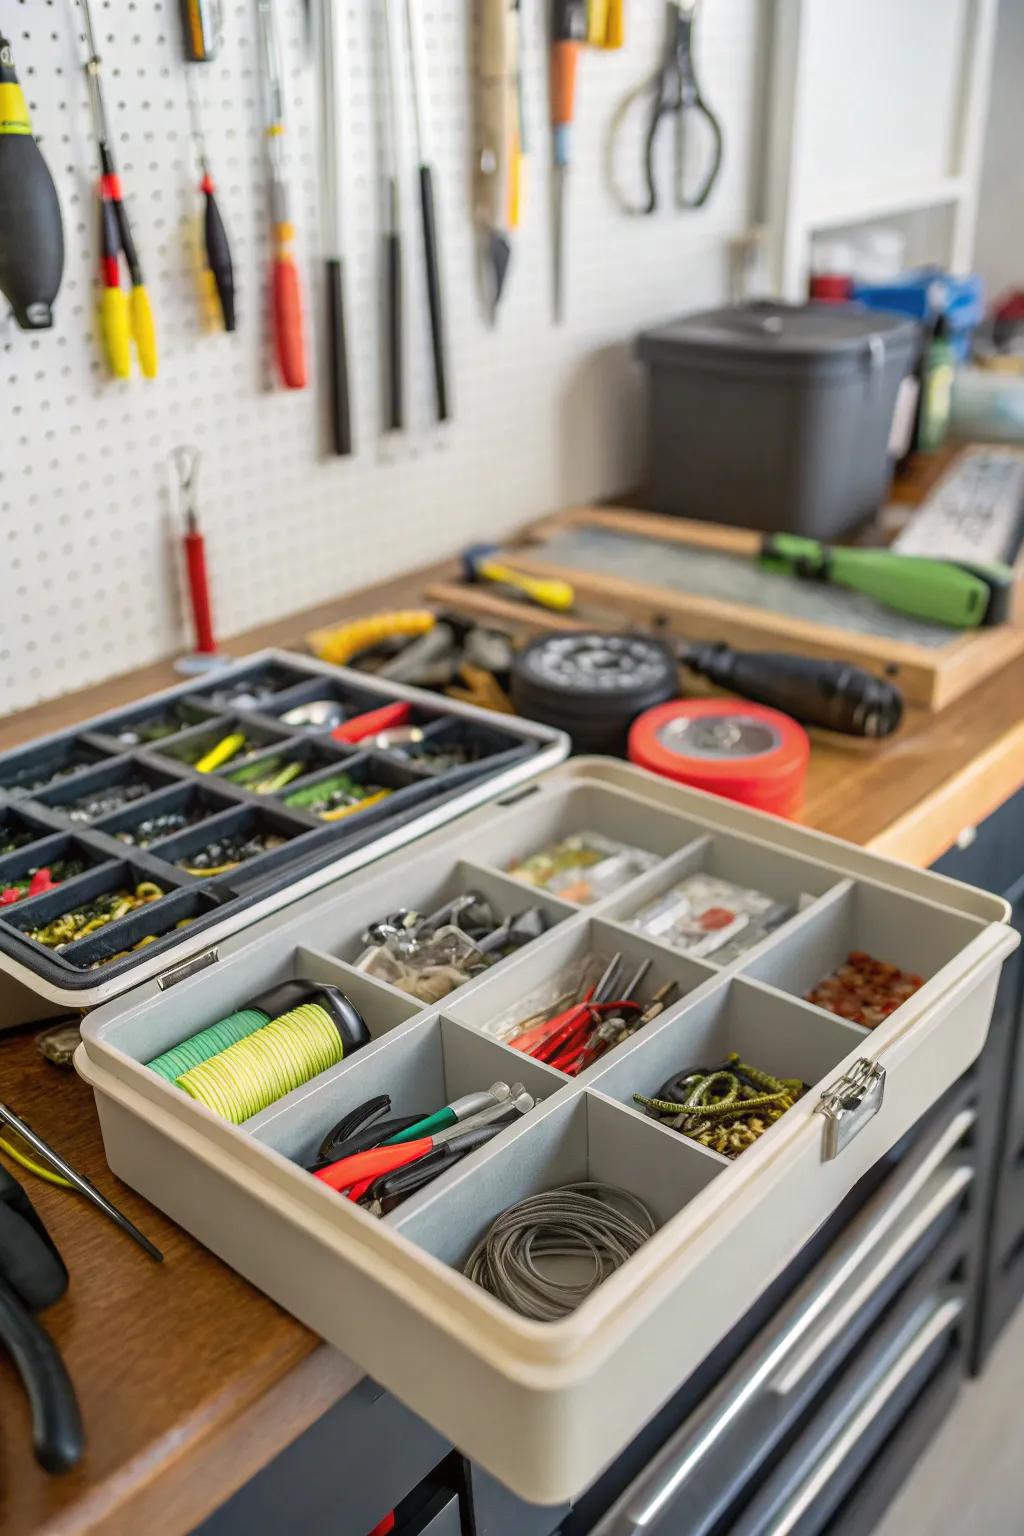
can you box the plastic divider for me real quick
[600,830,844,946]
[445,914,719,1055]
[153,802,320,883]
[218,734,357,794]
[92,779,246,846]
[328,859,577,972]
[589,975,869,1136]
[58,887,226,970]
[379,716,534,791]
[0,856,188,967]
[1,856,179,930]
[245,1012,565,1173]
[256,674,390,726]
[151,714,296,771]
[278,750,437,827]
[292,945,426,1037]
[31,756,189,818]
[468,782,711,889]
[745,880,988,1005]
[194,660,314,708]
[0,831,107,891]
[392,1089,725,1275]
[0,735,115,797]
[87,696,225,750]
[0,803,69,856]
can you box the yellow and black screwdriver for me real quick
[0,29,64,329]
[179,2,236,331]
[77,0,158,378]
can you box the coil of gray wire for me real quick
[463,1182,657,1321]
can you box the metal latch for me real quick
[157,948,220,990]
[817,1058,886,1161]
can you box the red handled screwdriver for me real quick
[257,0,307,388]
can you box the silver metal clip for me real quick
[817,1057,886,1161]
[157,947,220,989]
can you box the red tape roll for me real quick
[628,700,809,819]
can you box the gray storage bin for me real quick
[636,302,919,539]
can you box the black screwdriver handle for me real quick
[203,184,236,331]
[682,643,904,739]
[0,34,64,329]
[326,255,353,455]
[385,224,403,432]
[419,164,449,423]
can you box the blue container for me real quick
[850,268,983,361]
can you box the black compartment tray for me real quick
[0,650,567,1003]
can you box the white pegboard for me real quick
[0,0,763,715]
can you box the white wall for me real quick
[974,0,1024,300]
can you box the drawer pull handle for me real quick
[753,1295,964,1535]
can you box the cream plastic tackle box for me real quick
[68,757,1016,1505]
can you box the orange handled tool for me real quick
[550,0,587,323]
[257,0,307,388]
[272,253,306,387]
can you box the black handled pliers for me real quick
[608,0,724,216]
[0,1166,84,1473]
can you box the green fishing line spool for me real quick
[146,981,370,1124]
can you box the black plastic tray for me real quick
[0,652,564,997]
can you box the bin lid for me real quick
[637,300,919,370]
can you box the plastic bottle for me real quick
[918,313,956,452]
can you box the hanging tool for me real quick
[317,0,353,454]
[761,534,1015,630]
[256,0,307,388]
[0,29,64,329]
[77,0,158,378]
[550,0,587,324]
[475,0,522,322]
[0,1104,163,1262]
[182,60,236,331]
[405,0,450,421]
[171,446,224,672]
[179,0,223,61]
[586,0,623,48]
[463,544,575,610]
[608,0,723,216]
[380,0,405,430]
[677,640,905,739]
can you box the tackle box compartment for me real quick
[0,650,566,1022]
[74,760,1016,1504]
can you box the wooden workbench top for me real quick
[2,551,1023,1536]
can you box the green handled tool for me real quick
[384,1084,512,1145]
[761,533,1015,630]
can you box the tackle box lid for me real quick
[0,651,569,1012]
[637,301,920,374]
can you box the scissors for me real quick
[608,0,724,216]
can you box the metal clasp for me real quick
[157,948,220,989]
[817,1058,886,1161]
